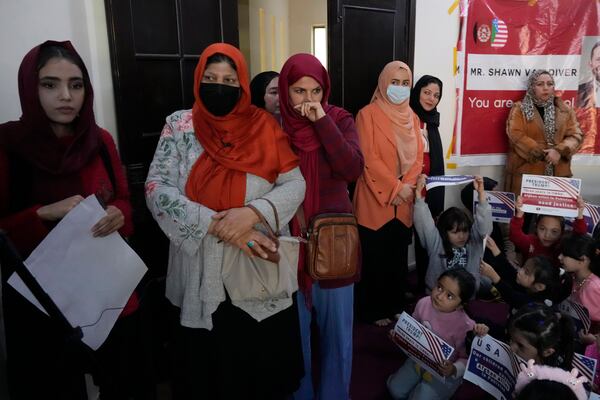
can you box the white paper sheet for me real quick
[8,195,147,350]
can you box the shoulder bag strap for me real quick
[258,198,280,233]
[246,204,277,240]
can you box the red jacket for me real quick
[0,129,138,315]
[509,215,587,266]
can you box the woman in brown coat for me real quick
[504,70,583,196]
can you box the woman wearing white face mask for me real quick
[353,61,423,326]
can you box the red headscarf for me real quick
[278,53,348,297]
[0,40,102,205]
[185,43,298,211]
[1,40,101,174]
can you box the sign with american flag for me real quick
[565,201,600,235]
[473,190,515,223]
[572,352,597,393]
[520,175,582,218]
[558,299,591,334]
[464,334,526,400]
[391,312,455,381]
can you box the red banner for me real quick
[453,0,600,166]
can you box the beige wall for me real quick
[288,0,327,56]
[245,0,290,79]
[0,0,117,142]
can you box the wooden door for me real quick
[104,0,238,274]
[327,0,415,115]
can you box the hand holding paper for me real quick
[8,195,147,350]
[440,360,457,378]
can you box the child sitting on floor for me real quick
[387,269,489,400]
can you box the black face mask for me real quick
[199,83,241,116]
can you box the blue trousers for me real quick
[293,283,354,400]
[387,359,461,400]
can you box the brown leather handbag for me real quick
[298,208,360,280]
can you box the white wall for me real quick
[288,0,327,56]
[0,0,117,142]
[412,0,600,205]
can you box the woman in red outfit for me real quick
[0,41,145,399]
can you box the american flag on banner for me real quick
[495,339,526,376]
[572,353,597,384]
[491,17,508,48]
[558,300,591,334]
[392,312,455,381]
[546,176,581,198]
[422,328,454,364]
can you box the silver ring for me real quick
[247,240,255,248]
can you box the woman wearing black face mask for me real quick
[145,43,306,399]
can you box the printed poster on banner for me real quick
[565,201,600,235]
[390,312,455,382]
[473,190,515,223]
[558,299,591,334]
[463,334,526,400]
[452,0,600,166]
[520,174,581,218]
[425,175,475,190]
[572,352,597,393]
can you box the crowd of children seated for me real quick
[385,173,600,400]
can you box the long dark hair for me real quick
[523,256,561,299]
[436,207,473,257]
[515,379,578,400]
[250,71,279,109]
[560,233,600,275]
[206,53,237,70]
[36,45,87,77]
[508,304,574,369]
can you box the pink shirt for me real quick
[413,296,475,367]
[571,273,600,326]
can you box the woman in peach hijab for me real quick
[353,61,423,326]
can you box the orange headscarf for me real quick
[371,61,417,176]
[185,43,298,211]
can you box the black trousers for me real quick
[356,219,412,323]
[169,294,304,400]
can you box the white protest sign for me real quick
[425,175,475,190]
[520,174,581,218]
[464,334,526,400]
[390,312,455,381]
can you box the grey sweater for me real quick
[145,110,306,328]
[414,198,492,292]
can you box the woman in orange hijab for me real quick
[353,61,423,326]
[145,43,305,399]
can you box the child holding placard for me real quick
[414,174,493,293]
[387,269,489,400]
[510,196,587,267]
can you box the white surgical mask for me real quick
[387,85,410,104]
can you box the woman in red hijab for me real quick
[279,53,364,400]
[145,43,306,399]
[0,41,142,399]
